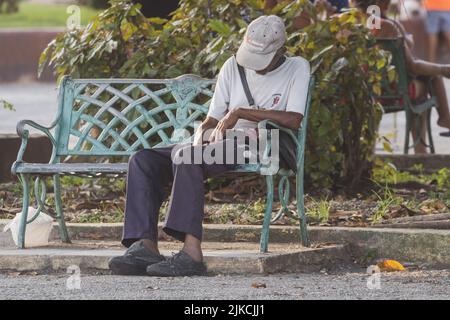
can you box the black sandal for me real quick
[439,131,450,137]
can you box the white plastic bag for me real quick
[3,207,54,247]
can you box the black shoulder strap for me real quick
[236,60,255,107]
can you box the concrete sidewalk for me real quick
[0,241,349,275]
[1,222,450,274]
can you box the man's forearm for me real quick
[235,108,303,129]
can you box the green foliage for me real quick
[433,168,450,190]
[0,0,18,14]
[372,160,450,190]
[61,176,87,188]
[207,198,266,224]
[371,185,402,222]
[75,208,124,223]
[39,0,390,189]
[288,5,388,188]
[0,98,14,111]
[307,197,331,223]
[429,189,450,209]
[38,0,155,81]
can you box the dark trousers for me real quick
[122,140,244,247]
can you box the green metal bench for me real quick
[11,75,314,252]
[377,38,438,154]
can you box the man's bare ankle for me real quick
[182,246,203,263]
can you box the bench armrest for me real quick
[256,120,301,174]
[257,120,300,147]
[12,120,58,174]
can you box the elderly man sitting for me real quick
[109,15,311,277]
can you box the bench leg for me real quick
[296,170,310,247]
[260,175,274,253]
[18,174,30,249]
[54,174,70,243]
[404,110,412,154]
[427,109,435,154]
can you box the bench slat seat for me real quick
[14,162,264,175]
[14,163,129,175]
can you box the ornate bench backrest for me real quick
[54,75,216,156]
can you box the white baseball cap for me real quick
[236,15,286,71]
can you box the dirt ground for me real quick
[1,171,449,229]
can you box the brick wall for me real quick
[0,29,61,82]
[0,135,52,182]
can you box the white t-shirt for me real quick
[207,55,311,130]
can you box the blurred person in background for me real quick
[266,0,450,143]
[325,0,350,12]
[391,0,426,20]
[355,0,450,147]
[422,0,450,63]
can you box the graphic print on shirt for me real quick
[270,93,282,108]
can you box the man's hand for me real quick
[209,108,241,143]
[193,117,219,146]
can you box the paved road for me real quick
[0,270,449,300]
[0,81,449,153]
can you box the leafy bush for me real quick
[373,160,450,191]
[0,98,14,111]
[78,0,110,9]
[0,0,18,14]
[39,0,390,190]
